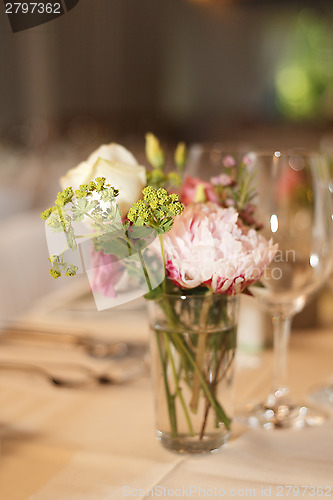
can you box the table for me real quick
[0,287,333,500]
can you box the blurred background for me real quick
[1,0,333,328]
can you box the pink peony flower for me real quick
[90,250,123,297]
[162,202,277,295]
[181,176,219,205]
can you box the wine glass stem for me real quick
[272,314,291,399]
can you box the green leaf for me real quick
[72,198,97,220]
[144,283,164,301]
[100,237,130,258]
[65,227,77,251]
[46,212,70,233]
[129,226,157,240]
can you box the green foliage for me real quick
[41,177,184,281]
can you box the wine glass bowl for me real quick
[237,150,332,429]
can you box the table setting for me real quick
[1,136,333,499]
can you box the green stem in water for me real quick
[155,330,177,437]
[163,331,195,437]
[139,248,178,436]
[171,331,231,431]
[189,292,213,413]
[199,328,234,440]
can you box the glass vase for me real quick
[148,291,239,454]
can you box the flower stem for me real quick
[189,293,212,413]
[172,331,231,431]
[199,328,234,439]
[163,332,195,437]
[159,235,166,293]
[138,249,153,293]
[155,330,177,437]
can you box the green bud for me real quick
[174,142,187,169]
[194,183,207,203]
[145,133,165,170]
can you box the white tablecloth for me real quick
[1,286,333,500]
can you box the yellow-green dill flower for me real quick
[50,268,61,279]
[145,133,165,170]
[142,186,156,202]
[127,206,138,222]
[128,200,146,220]
[174,142,187,169]
[75,184,90,198]
[157,188,168,204]
[127,200,150,222]
[65,265,78,277]
[149,199,158,210]
[95,177,107,191]
[169,201,184,216]
[41,207,53,220]
[143,187,159,210]
[55,187,74,207]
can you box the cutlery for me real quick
[0,360,144,388]
[0,324,147,359]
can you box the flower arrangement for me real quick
[41,135,277,453]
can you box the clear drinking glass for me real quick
[148,292,239,454]
[237,150,333,429]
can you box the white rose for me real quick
[60,143,147,216]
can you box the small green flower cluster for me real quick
[75,177,118,199]
[48,255,78,279]
[55,187,74,207]
[41,178,118,220]
[127,186,184,234]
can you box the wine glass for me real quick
[307,151,333,408]
[237,150,333,429]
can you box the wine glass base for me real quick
[236,398,328,430]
